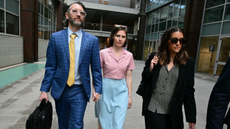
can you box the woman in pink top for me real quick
[95,25,135,129]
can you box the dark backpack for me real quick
[26,99,53,129]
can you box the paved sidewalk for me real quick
[0,60,222,129]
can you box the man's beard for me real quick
[69,16,83,27]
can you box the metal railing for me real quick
[81,0,140,9]
[84,22,135,34]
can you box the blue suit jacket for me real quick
[40,29,102,101]
[206,56,230,129]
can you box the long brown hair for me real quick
[158,26,188,65]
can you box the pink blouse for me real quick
[100,47,135,79]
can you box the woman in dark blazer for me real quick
[141,26,196,129]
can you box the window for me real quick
[38,0,56,39]
[206,0,225,8]
[160,0,170,5]
[6,0,19,15]
[202,23,221,36]
[180,0,187,16]
[155,23,159,32]
[159,21,166,31]
[147,0,153,5]
[160,6,169,22]
[0,10,4,32]
[0,0,3,8]
[167,20,172,28]
[168,3,174,19]
[172,18,178,26]
[6,13,19,35]
[178,17,184,28]
[224,4,230,20]
[222,21,230,34]
[45,7,48,19]
[147,14,153,25]
[197,36,219,75]
[146,25,151,33]
[38,26,43,38]
[204,6,224,23]
[152,12,156,24]
[173,0,180,18]
[152,0,160,9]
[155,10,161,23]
[151,24,155,32]
[0,0,19,35]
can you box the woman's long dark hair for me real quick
[158,26,188,65]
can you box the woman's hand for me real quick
[92,92,101,102]
[149,55,159,71]
[188,123,195,129]
[128,97,132,109]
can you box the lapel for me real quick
[151,64,161,93]
[109,47,126,62]
[174,64,187,95]
[79,30,88,65]
[62,29,70,62]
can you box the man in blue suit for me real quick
[206,56,230,129]
[39,1,102,129]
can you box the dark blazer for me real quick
[206,57,230,129]
[141,52,196,129]
[40,29,102,101]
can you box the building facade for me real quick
[1,0,229,77]
[143,0,230,76]
[0,0,64,68]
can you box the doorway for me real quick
[143,40,160,60]
[213,37,230,76]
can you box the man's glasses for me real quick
[70,9,87,17]
[114,24,127,31]
[170,38,185,44]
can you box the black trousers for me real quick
[144,110,174,129]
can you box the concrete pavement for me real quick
[0,60,223,129]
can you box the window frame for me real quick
[0,0,20,35]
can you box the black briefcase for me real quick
[26,99,53,129]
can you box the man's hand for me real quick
[39,92,49,101]
[92,92,101,102]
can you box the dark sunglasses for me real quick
[170,38,186,44]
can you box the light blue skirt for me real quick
[95,77,128,129]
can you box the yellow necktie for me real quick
[67,34,77,86]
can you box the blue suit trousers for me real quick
[55,84,87,129]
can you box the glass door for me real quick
[148,41,153,56]
[213,37,230,76]
[148,41,155,57]
[155,39,160,52]
[143,40,158,60]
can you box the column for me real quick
[21,0,38,62]
[183,0,205,60]
[56,0,64,31]
[136,0,146,60]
